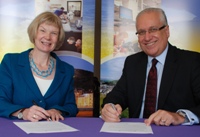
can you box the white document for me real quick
[100,122,153,134]
[13,121,79,134]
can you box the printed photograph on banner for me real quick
[35,0,83,54]
[113,0,165,57]
[113,0,142,57]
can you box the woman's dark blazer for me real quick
[0,49,78,118]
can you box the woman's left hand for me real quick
[47,109,64,121]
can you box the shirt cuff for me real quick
[177,109,199,125]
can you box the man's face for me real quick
[136,11,170,57]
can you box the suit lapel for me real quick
[44,54,65,98]
[18,49,43,99]
[132,54,148,116]
[157,45,178,109]
[134,55,147,97]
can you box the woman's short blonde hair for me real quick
[27,11,65,50]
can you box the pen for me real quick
[109,103,117,111]
[32,100,52,121]
[109,103,121,118]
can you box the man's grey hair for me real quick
[136,8,168,26]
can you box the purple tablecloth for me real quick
[0,117,199,137]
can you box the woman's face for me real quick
[34,22,59,53]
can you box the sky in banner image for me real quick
[0,0,35,61]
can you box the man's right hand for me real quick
[101,103,122,122]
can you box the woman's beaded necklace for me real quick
[29,53,54,78]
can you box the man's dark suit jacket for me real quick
[103,44,200,119]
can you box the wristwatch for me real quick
[17,108,26,119]
[177,111,189,123]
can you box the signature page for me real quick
[100,122,153,134]
[14,121,79,134]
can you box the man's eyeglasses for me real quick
[135,25,166,36]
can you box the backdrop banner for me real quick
[0,0,96,117]
[100,0,200,117]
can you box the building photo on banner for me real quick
[0,0,97,117]
[100,0,200,117]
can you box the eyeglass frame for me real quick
[135,25,166,36]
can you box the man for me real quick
[75,39,82,53]
[54,7,64,17]
[101,8,200,126]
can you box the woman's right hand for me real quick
[23,105,50,122]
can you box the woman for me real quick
[0,12,78,122]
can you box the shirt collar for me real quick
[148,44,168,65]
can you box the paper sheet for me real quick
[13,121,79,134]
[100,122,153,134]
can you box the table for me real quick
[0,117,199,137]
